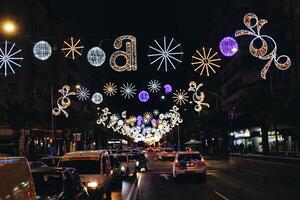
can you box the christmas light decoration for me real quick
[96,108,111,126]
[138,90,150,102]
[144,112,153,121]
[148,36,183,72]
[173,89,189,106]
[188,81,210,112]
[164,84,173,94]
[87,47,106,67]
[147,79,161,93]
[219,37,238,57]
[33,41,52,60]
[52,85,75,117]
[103,82,118,96]
[121,111,127,119]
[235,13,291,79]
[61,37,84,60]
[110,35,137,72]
[153,109,159,116]
[192,47,221,76]
[0,41,23,76]
[120,83,137,99]
[76,86,90,101]
[92,92,103,104]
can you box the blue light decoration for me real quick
[138,90,150,102]
[164,84,173,94]
[219,36,238,57]
[137,116,143,125]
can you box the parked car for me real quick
[157,148,176,160]
[0,157,36,200]
[109,154,122,184]
[172,151,206,181]
[29,161,48,168]
[31,167,89,200]
[130,153,149,172]
[59,150,112,199]
[115,154,136,177]
[38,156,61,167]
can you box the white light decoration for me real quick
[92,92,103,104]
[61,37,84,60]
[120,83,137,99]
[103,82,118,96]
[76,86,90,101]
[96,108,111,126]
[121,111,127,119]
[110,35,137,72]
[147,79,161,93]
[188,81,210,113]
[191,47,221,76]
[87,47,106,67]
[52,85,75,117]
[173,89,189,106]
[33,41,52,61]
[0,41,23,77]
[148,36,183,72]
[153,109,159,116]
[235,13,291,79]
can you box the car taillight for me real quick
[200,158,205,166]
[175,159,179,167]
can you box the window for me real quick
[60,160,100,174]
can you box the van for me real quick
[59,150,112,199]
[0,157,36,200]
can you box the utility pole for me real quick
[177,125,180,151]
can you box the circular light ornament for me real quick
[92,92,103,104]
[138,90,150,102]
[219,37,238,57]
[33,41,52,61]
[164,84,173,94]
[87,47,106,67]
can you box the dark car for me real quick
[31,167,89,200]
[38,156,61,167]
[109,154,122,185]
[29,161,48,168]
[129,153,149,172]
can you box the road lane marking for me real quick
[126,176,138,200]
[214,191,229,200]
[160,173,169,180]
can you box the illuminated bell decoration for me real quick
[219,37,238,57]
[87,47,106,67]
[138,90,150,102]
[164,84,172,94]
[92,92,103,104]
[33,41,52,60]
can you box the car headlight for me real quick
[121,166,126,172]
[135,161,140,166]
[87,181,98,189]
[111,170,114,175]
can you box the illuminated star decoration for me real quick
[103,82,118,96]
[76,86,90,101]
[120,83,137,99]
[52,85,76,118]
[148,36,183,72]
[0,41,23,77]
[235,13,291,79]
[153,109,160,116]
[188,81,210,113]
[147,79,161,93]
[61,37,84,60]
[173,89,189,106]
[144,112,153,122]
[192,47,221,77]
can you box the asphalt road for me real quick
[112,152,300,200]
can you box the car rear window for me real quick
[59,160,100,174]
[178,154,201,161]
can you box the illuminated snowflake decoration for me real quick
[61,37,84,60]
[0,41,23,76]
[148,36,183,72]
[92,92,103,104]
[33,41,52,61]
[192,47,221,76]
[103,82,118,96]
[153,109,159,116]
[147,79,161,93]
[76,87,90,101]
[173,89,189,106]
[87,47,106,67]
[120,83,137,99]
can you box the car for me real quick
[115,154,136,177]
[31,167,89,200]
[0,157,36,200]
[29,161,48,168]
[172,151,206,181]
[157,148,176,160]
[59,150,112,199]
[109,154,122,185]
[130,153,149,172]
[38,156,61,167]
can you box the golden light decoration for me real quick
[52,85,76,117]
[144,112,153,120]
[110,35,137,72]
[235,13,291,79]
[188,81,210,113]
[96,108,111,126]
[61,37,84,60]
[192,47,221,76]
[172,89,189,106]
[103,82,118,96]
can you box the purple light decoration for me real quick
[164,84,172,94]
[219,37,239,57]
[138,90,150,102]
[137,115,143,125]
[151,119,157,126]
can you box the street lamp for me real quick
[1,19,18,36]
[75,84,81,89]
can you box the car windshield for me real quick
[178,154,201,161]
[116,155,127,162]
[60,160,100,174]
[32,171,63,197]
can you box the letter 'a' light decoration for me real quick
[52,85,75,118]
[110,35,137,72]
[235,13,291,79]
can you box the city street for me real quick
[112,152,300,200]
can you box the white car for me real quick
[157,148,176,160]
[115,154,136,177]
[172,151,206,181]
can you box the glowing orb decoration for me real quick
[147,79,161,93]
[52,85,75,118]
[219,37,238,57]
[76,86,90,101]
[0,41,23,77]
[33,41,52,60]
[235,13,291,79]
[92,92,103,104]
[87,47,105,67]
[188,81,210,113]
[138,90,150,102]
[164,84,173,94]
[121,111,127,118]
[120,83,137,99]
[173,89,189,106]
[62,37,84,60]
[103,82,118,96]
[153,109,159,116]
